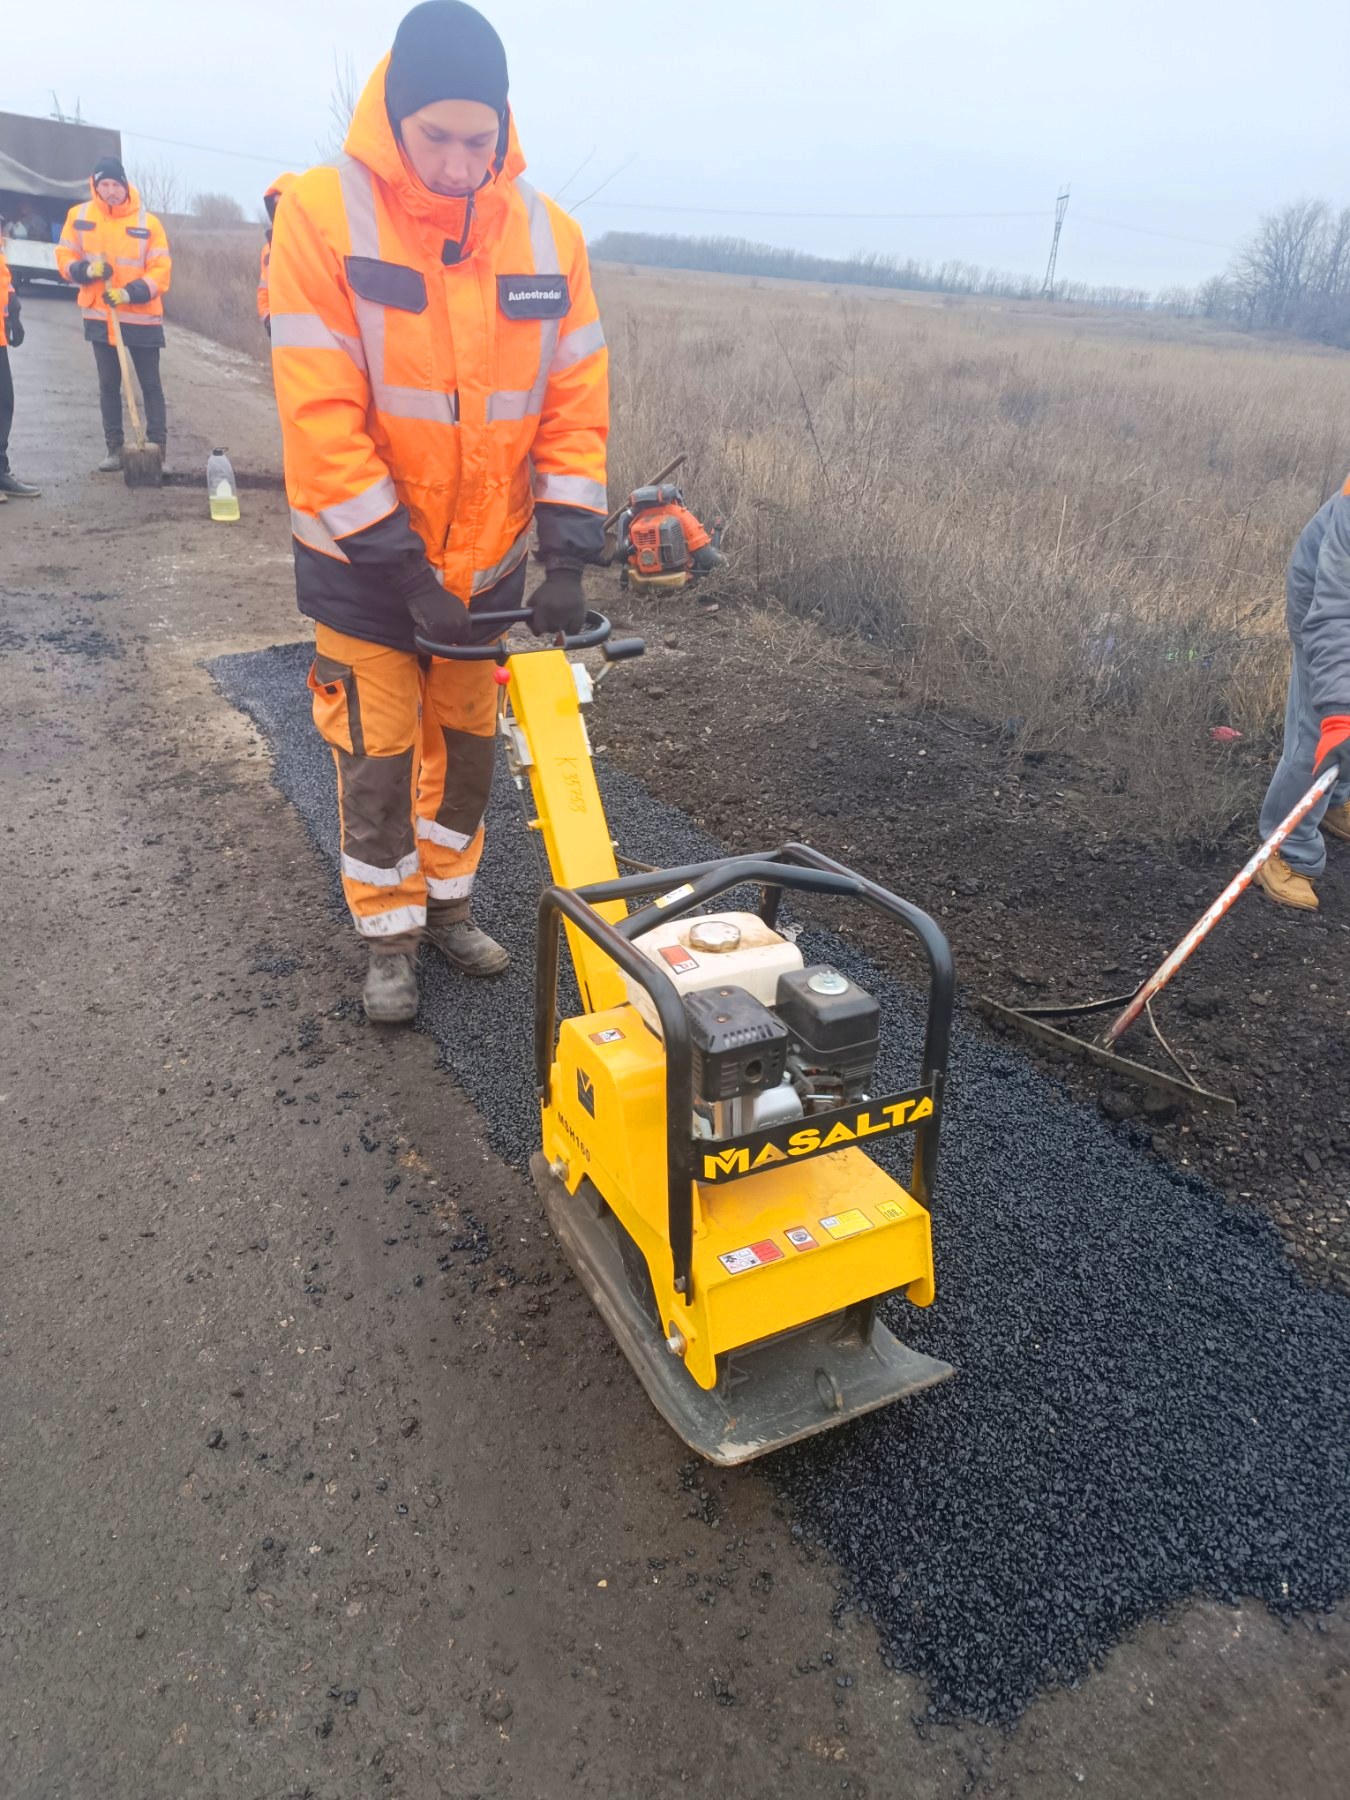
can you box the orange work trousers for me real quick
[308,623,499,949]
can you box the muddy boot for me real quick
[1322,801,1350,843]
[362,950,420,1023]
[97,449,124,473]
[1254,853,1318,911]
[424,905,510,978]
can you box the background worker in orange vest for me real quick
[0,246,41,499]
[269,0,609,1024]
[257,173,296,336]
[56,156,172,473]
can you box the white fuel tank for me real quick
[624,911,804,1032]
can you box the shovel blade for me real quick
[123,444,164,489]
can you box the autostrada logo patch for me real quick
[699,1089,936,1184]
[497,274,571,319]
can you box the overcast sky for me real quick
[5,0,1345,290]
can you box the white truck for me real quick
[1,110,123,286]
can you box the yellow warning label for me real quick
[819,1209,872,1241]
[876,1199,907,1223]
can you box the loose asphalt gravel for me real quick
[213,641,1350,1726]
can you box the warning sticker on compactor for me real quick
[785,1226,819,1251]
[819,1210,873,1240]
[718,1239,785,1274]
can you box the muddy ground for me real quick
[1,293,1347,1800]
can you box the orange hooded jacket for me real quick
[267,54,609,650]
[56,180,172,347]
[258,172,297,325]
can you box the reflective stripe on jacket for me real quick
[0,248,12,349]
[56,180,172,346]
[267,52,608,650]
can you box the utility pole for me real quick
[1041,184,1070,299]
[49,92,86,124]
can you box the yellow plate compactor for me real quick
[418,608,955,1464]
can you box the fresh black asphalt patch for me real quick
[212,640,1350,1725]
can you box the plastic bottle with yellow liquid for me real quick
[207,449,240,523]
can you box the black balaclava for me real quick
[92,154,129,192]
[384,2,509,134]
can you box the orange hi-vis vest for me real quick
[267,56,609,652]
[56,181,171,346]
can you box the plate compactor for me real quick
[418,609,955,1465]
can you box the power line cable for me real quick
[553,145,598,206]
[570,153,640,211]
[122,128,308,167]
[584,200,1053,221]
[1074,213,1238,253]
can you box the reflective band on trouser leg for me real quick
[416,658,500,904]
[311,624,427,943]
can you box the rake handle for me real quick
[107,307,147,448]
[1105,764,1341,1047]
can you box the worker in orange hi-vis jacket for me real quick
[268,0,608,1025]
[257,173,296,335]
[56,154,172,473]
[0,245,41,498]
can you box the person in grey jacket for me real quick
[1255,477,1350,909]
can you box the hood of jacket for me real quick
[344,51,526,255]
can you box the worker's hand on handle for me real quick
[528,565,586,638]
[1313,714,1350,782]
[103,286,132,308]
[86,258,113,282]
[392,558,468,652]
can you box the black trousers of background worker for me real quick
[91,339,167,451]
[0,348,13,474]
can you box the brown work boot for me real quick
[363,950,419,1023]
[1254,853,1318,911]
[424,907,510,977]
[1321,801,1350,843]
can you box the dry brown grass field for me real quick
[168,233,1350,842]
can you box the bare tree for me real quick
[324,52,361,157]
[134,159,183,216]
[192,192,246,226]
[1222,198,1350,346]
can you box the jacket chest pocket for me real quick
[491,274,569,416]
[345,255,446,402]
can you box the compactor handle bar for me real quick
[415,607,621,662]
[535,845,954,1302]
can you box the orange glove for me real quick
[1314,714,1350,777]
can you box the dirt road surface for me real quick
[2,294,1347,1799]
